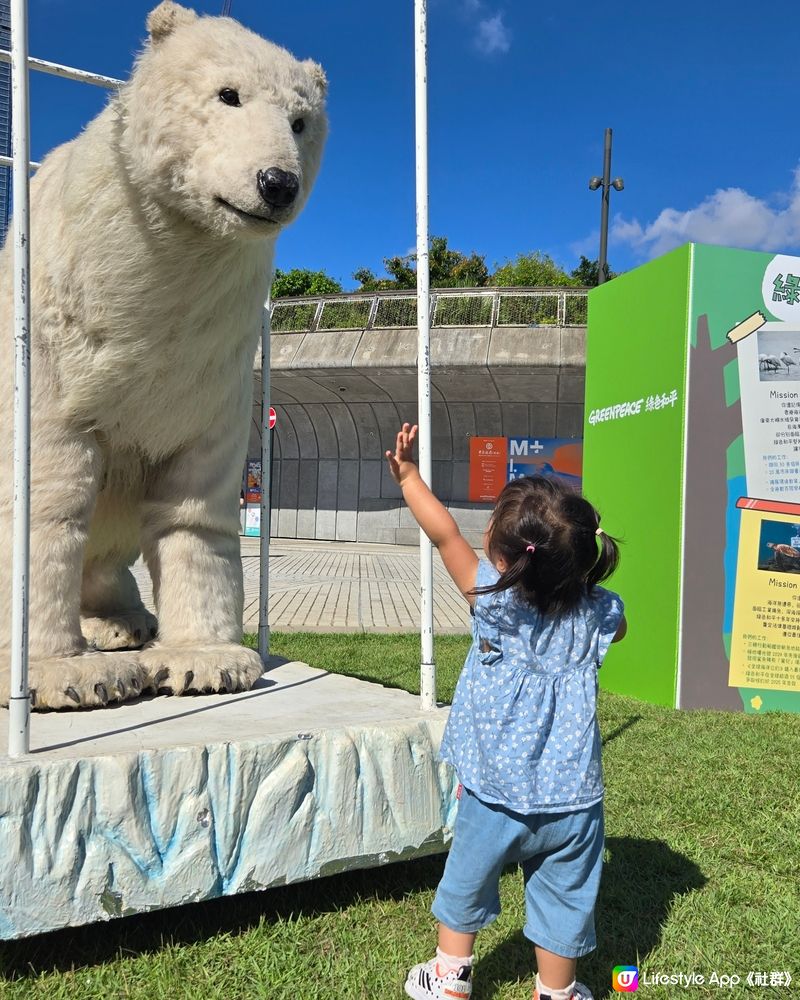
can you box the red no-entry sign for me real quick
[268,406,276,430]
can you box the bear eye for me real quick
[291,118,305,134]
[219,88,241,107]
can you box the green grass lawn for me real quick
[1,633,798,1000]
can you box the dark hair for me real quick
[474,476,620,616]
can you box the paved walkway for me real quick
[132,538,472,634]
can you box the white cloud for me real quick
[457,1,511,56]
[570,230,600,259]
[612,167,800,258]
[474,12,511,54]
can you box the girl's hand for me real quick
[386,423,419,486]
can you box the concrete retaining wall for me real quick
[249,326,586,545]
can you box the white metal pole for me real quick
[8,0,32,756]
[414,0,436,710]
[258,292,272,664]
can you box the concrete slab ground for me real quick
[0,660,456,939]
[131,538,473,634]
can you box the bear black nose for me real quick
[257,168,299,208]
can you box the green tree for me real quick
[382,253,417,289]
[490,251,577,288]
[570,255,616,287]
[353,236,489,291]
[351,268,398,291]
[429,236,488,287]
[271,268,342,298]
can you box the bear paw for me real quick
[139,643,264,696]
[0,651,148,710]
[81,611,159,651]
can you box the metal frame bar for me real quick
[258,295,272,664]
[0,50,122,90]
[0,154,39,169]
[414,0,436,711]
[5,28,121,757]
[7,0,32,757]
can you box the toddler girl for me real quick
[386,424,626,1000]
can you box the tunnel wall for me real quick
[248,325,586,546]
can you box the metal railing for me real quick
[270,286,589,334]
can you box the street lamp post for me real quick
[589,127,624,284]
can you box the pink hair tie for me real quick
[526,544,536,554]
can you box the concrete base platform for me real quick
[0,662,456,940]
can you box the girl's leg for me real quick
[438,926,476,961]
[405,790,510,996]
[534,945,577,991]
[522,803,604,999]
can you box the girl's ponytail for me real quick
[586,529,620,590]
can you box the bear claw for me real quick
[0,651,149,710]
[139,644,263,698]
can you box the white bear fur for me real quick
[0,2,327,709]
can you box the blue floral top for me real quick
[440,559,624,814]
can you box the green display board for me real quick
[584,244,800,713]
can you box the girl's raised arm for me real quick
[386,423,479,603]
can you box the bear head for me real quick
[119,1,328,240]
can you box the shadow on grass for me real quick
[1,837,706,996]
[601,715,642,747]
[0,854,447,981]
[477,837,707,1000]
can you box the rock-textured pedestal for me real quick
[0,662,456,940]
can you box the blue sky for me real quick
[23,0,800,288]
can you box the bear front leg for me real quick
[81,561,158,651]
[0,428,148,709]
[138,425,263,696]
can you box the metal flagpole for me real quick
[258,291,272,664]
[8,0,31,756]
[414,0,436,710]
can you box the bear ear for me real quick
[146,1,198,44]
[303,60,328,100]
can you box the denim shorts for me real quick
[432,786,604,959]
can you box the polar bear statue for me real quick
[0,2,327,709]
